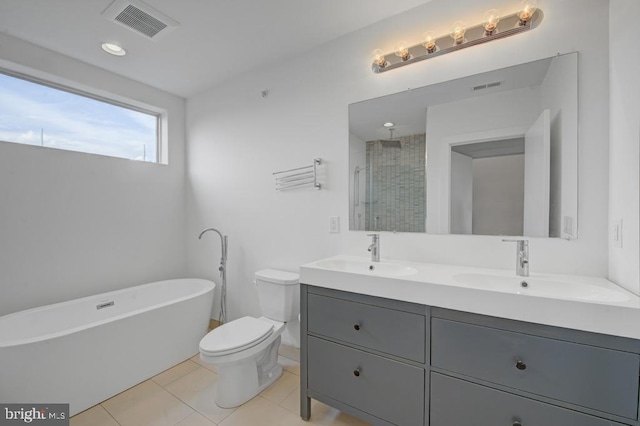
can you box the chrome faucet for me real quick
[502,239,529,277]
[199,228,228,265]
[367,233,380,262]
[199,227,229,324]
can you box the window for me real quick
[0,71,159,162]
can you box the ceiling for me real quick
[0,0,432,98]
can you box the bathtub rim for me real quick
[0,278,215,348]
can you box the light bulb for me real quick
[450,21,466,45]
[372,49,387,69]
[519,0,538,25]
[422,31,438,53]
[483,9,501,35]
[394,41,411,61]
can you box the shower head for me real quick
[380,140,402,148]
[379,128,402,148]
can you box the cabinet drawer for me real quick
[308,336,424,426]
[431,318,640,419]
[307,293,425,362]
[431,372,627,426]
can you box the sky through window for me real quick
[0,72,158,162]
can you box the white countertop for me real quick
[300,255,640,340]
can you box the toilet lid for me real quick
[200,316,274,355]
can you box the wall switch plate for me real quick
[612,219,623,248]
[329,216,340,233]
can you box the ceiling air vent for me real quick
[473,81,502,91]
[102,0,179,40]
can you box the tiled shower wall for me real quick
[365,134,426,232]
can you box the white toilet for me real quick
[199,269,299,408]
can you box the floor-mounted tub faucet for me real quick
[502,239,529,277]
[367,233,380,262]
[199,227,228,323]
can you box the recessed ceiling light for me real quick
[383,122,395,128]
[101,42,126,56]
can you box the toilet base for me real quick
[214,336,283,408]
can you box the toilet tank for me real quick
[255,269,299,322]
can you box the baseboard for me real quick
[278,343,300,362]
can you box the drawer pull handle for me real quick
[354,323,361,331]
[515,360,527,370]
[353,368,361,377]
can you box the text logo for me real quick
[0,404,68,425]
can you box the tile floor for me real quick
[70,348,370,426]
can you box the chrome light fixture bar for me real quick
[372,8,543,74]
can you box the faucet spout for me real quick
[199,228,228,263]
[367,233,380,262]
[502,239,529,277]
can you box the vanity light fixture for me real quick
[518,0,538,26]
[422,31,438,54]
[371,3,542,74]
[483,9,501,35]
[450,21,467,45]
[101,42,126,56]
[372,49,388,69]
[394,41,411,62]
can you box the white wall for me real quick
[450,152,472,235]
[426,87,541,233]
[472,155,525,236]
[0,33,187,316]
[187,0,611,322]
[540,53,579,239]
[609,0,640,296]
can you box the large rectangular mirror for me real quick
[349,52,578,238]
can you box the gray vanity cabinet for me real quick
[301,285,428,426]
[301,284,640,426]
[430,373,628,426]
[431,317,639,419]
[306,293,426,362]
[307,336,424,425]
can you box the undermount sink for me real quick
[452,273,631,303]
[313,259,418,277]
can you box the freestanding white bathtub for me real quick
[0,278,215,416]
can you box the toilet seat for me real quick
[200,316,274,356]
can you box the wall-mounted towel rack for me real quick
[274,158,321,191]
